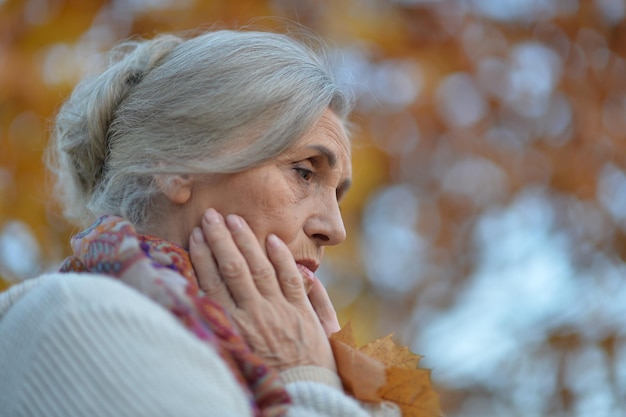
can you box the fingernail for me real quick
[267,233,281,248]
[226,214,242,231]
[204,208,220,224]
[191,227,204,243]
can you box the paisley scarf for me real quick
[60,215,290,417]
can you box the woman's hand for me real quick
[189,208,337,372]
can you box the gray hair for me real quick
[48,28,353,228]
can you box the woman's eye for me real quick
[295,167,314,181]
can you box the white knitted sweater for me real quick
[0,273,399,417]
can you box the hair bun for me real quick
[49,35,182,224]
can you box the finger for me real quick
[189,227,236,310]
[201,208,257,306]
[265,233,306,303]
[225,214,281,297]
[308,277,340,337]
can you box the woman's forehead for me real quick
[296,110,351,157]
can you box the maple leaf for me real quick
[329,324,386,401]
[330,323,441,417]
[361,334,422,369]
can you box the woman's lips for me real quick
[296,263,316,293]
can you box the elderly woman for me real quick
[0,28,401,416]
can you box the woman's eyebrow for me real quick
[306,145,337,167]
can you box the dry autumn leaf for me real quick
[329,324,386,402]
[330,323,441,417]
[361,334,422,369]
[380,367,440,417]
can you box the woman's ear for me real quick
[156,174,193,205]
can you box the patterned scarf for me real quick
[60,215,290,417]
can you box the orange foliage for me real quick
[330,323,441,417]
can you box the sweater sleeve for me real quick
[0,273,252,417]
[280,366,401,417]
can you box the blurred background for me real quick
[2,0,626,415]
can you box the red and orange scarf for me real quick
[60,215,290,417]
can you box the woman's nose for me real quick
[305,198,346,246]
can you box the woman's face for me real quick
[176,109,352,277]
